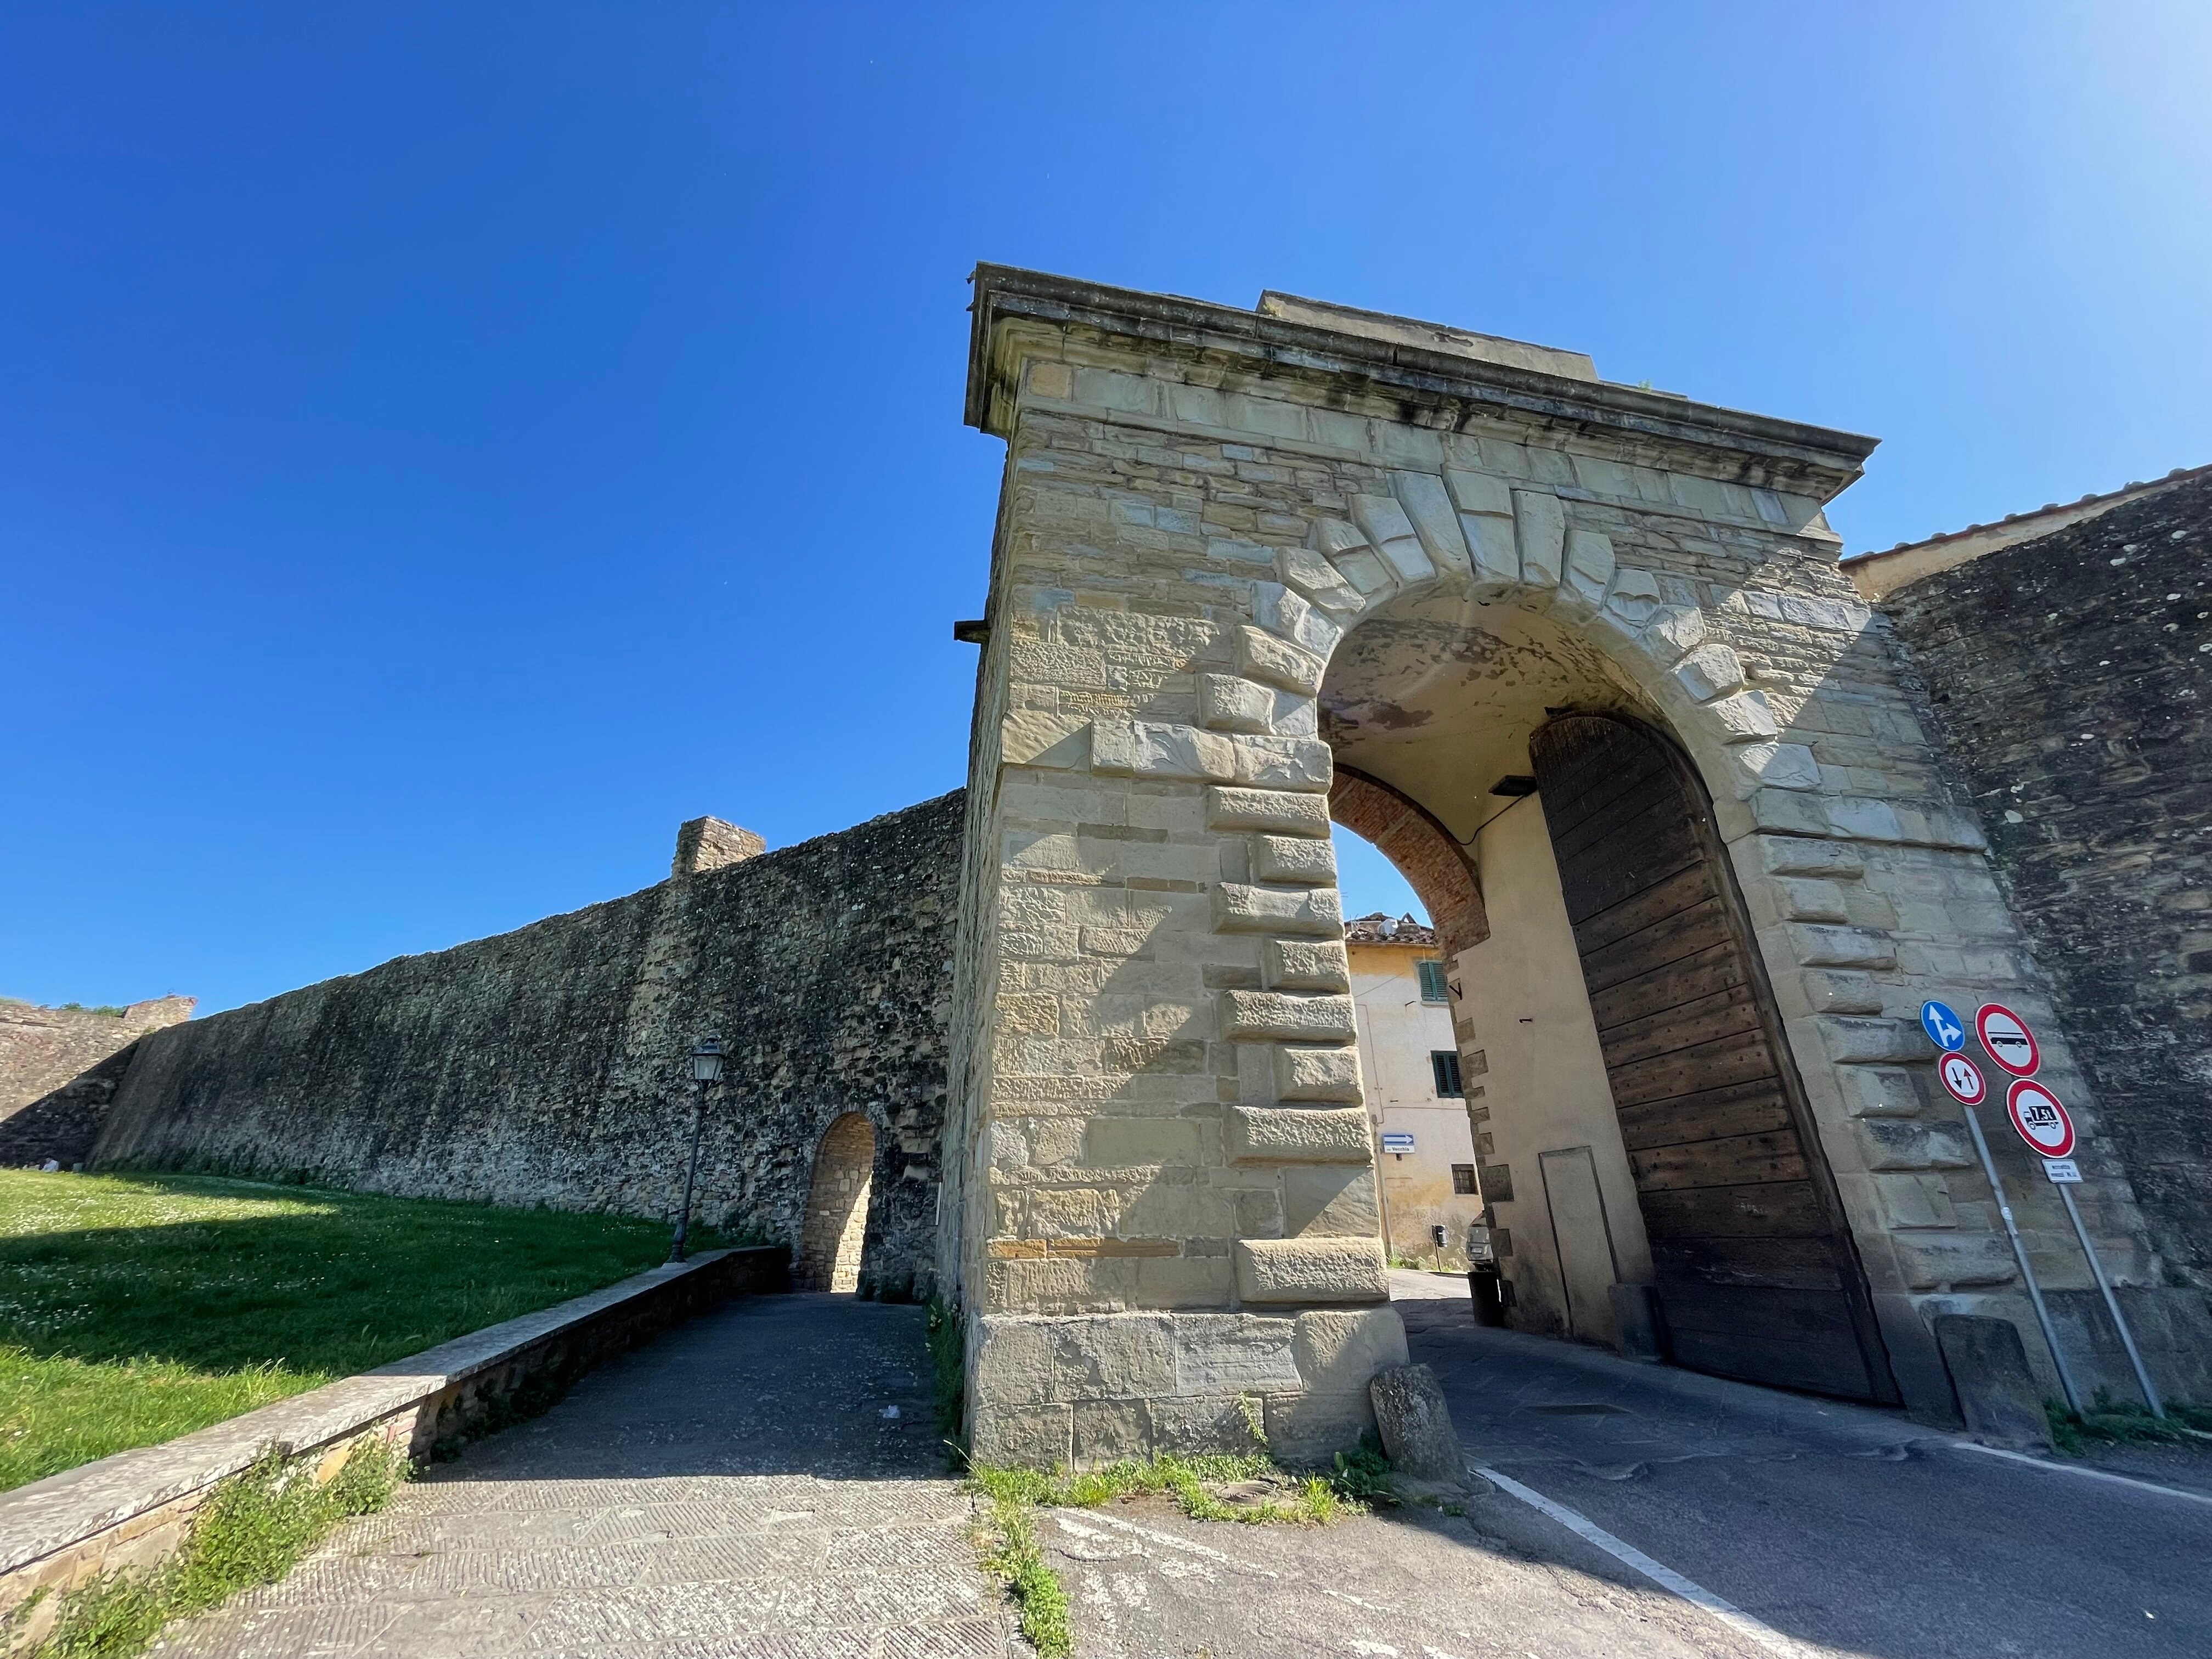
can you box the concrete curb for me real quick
[0,1243,788,1641]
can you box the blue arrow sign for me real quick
[1921,1000,1967,1053]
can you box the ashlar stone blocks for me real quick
[951,264,2177,1455]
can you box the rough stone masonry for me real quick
[92,797,962,1302]
[1874,470,2212,1293]
[0,997,194,1169]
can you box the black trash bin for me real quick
[1467,1264,1507,1327]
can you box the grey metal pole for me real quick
[670,1076,707,1264]
[2055,1178,2165,1418]
[1963,1106,2083,1415]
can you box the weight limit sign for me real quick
[2006,1077,2077,1160]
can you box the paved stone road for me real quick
[157,1294,1018,1659]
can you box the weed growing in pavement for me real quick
[975,1480,1073,1659]
[956,1376,1391,1643]
[924,1295,964,1442]
[2046,1389,2212,1454]
[972,1436,1389,1530]
[1327,1434,1398,1506]
[26,1437,406,1659]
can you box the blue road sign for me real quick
[1921,1000,1967,1052]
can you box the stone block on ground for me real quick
[1368,1362,1463,1485]
[1932,1314,2052,1451]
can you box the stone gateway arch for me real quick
[937,268,2171,1465]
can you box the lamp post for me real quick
[670,1036,723,1263]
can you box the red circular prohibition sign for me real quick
[1976,1002,2042,1077]
[1938,1051,1988,1107]
[2006,1078,2077,1160]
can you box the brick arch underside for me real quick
[1328,768,1488,958]
[797,1111,876,1293]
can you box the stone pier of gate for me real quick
[939,267,2176,1466]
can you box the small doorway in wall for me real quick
[798,1112,875,1292]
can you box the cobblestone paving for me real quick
[156,1294,1018,1659]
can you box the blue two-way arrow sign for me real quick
[1921,1000,1967,1052]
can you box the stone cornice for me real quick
[966,263,1879,501]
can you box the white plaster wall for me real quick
[1348,940,1483,1267]
[1455,795,1653,1345]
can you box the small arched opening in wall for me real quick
[798,1111,876,1292]
[1324,590,1899,1403]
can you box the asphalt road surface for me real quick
[1397,1270,2212,1659]
[1044,1277,2212,1657]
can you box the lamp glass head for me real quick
[691,1036,725,1084]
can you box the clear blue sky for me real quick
[5,3,2209,1013]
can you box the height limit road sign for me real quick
[1976,1003,2041,1077]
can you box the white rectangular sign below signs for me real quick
[1381,1132,1416,1155]
[2042,1158,2083,1184]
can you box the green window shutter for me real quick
[1417,960,1448,1002]
[1431,1049,1463,1097]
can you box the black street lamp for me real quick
[670,1036,724,1263]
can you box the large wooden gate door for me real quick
[1528,714,1898,1402]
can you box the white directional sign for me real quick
[1976,1003,2042,1077]
[2042,1158,2083,1184]
[1938,1051,1988,1107]
[2006,1078,2077,1159]
[1381,1132,1415,1155]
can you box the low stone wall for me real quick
[92,794,962,1300]
[0,998,195,1169]
[0,1245,787,1651]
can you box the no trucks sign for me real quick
[2006,1078,2078,1160]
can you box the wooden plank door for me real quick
[1528,713,1897,1403]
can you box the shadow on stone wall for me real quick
[0,996,196,1168]
[87,794,963,1301]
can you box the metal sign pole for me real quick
[1963,1106,2083,1415]
[2053,1179,2165,1418]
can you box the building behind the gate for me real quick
[1344,913,1483,1269]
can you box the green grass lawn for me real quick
[0,1168,731,1494]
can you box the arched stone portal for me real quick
[946,267,2168,1465]
[798,1112,874,1293]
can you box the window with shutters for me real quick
[1416,959,1449,1002]
[1451,1163,1477,1195]
[1430,1049,1463,1097]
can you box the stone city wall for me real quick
[1879,471,2212,1293]
[0,997,196,1168]
[92,795,962,1301]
